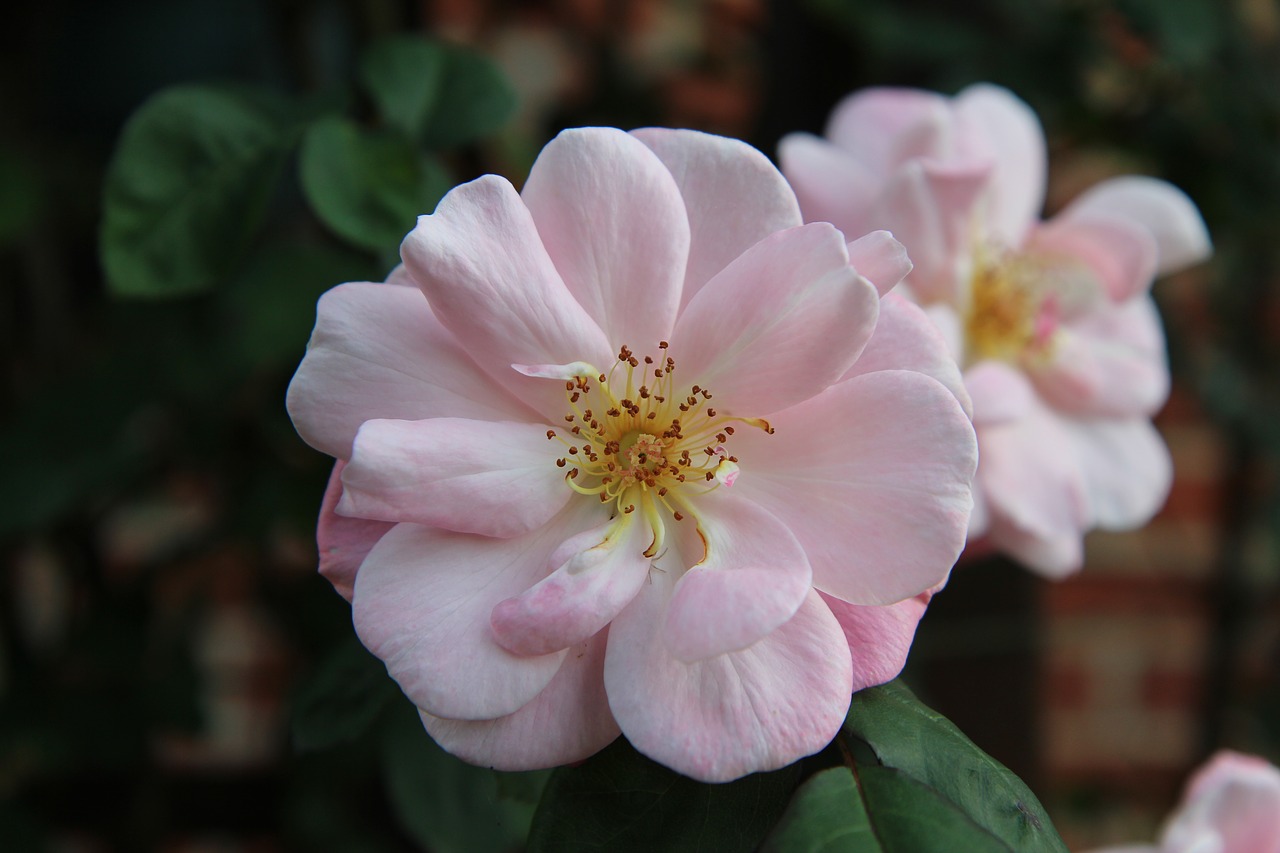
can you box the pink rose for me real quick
[288,127,977,781]
[781,84,1212,577]
[1089,751,1280,853]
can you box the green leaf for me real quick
[379,702,537,853]
[101,85,301,298]
[526,737,801,853]
[291,637,399,752]
[843,681,1067,853]
[855,766,1012,852]
[360,36,517,148]
[761,767,876,853]
[299,116,450,253]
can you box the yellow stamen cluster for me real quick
[964,250,1062,366]
[547,342,772,557]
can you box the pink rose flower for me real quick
[287,127,977,781]
[781,85,1212,577]
[1088,751,1280,853]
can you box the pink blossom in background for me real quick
[287,126,978,782]
[780,84,1212,578]
[1088,751,1280,853]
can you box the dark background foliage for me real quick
[2,0,1277,849]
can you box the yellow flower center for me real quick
[964,249,1062,365]
[546,342,772,557]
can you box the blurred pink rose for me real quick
[287,127,977,781]
[781,84,1211,577]
[1089,751,1280,853]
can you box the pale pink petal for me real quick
[490,514,652,657]
[1062,175,1212,275]
[778,133,876,239]
[1030,215,1158,303]
[670,223,879,416]
[400,175,613,417]
[421,633,620,771]
[1063,417,1172,531]
[825,87,954,171]
[1164,752,1280,853]
[953,84,1047,245]
[664,492,812,661]
[316,461,393,601]
[286,282,534,459]
[732,370,976,605]
[840,293,971,417]
[383,263,417,286]
[352,503,603,720]
[820,590,932,693]
[869,160,992,305]
[1029,295,1169,417]
[965,360,1034,425]
[605,570,852,783]
[923,302,965,362]
[977,404,1089,578]
[846,230,913,296]
[339,418,570,538]
[522,128,689,348]
[634,127,803,306]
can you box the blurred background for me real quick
[2,0,1278,849]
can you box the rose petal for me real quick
[605,571,852,783]
[1166,752,1280,853]
[1062,175,1212,275]
[777,132,877,239]
[490,514,653,657]
[671,222,879,416]
[633,127,803,306]
[400,175,613,417]
[286,282,534,459]
[352,504,602,720]
[732,370,976,605]
[846,230,913,296]
[339,418,570,538]
[841,292,971,417]
[820,589,933,693]
[1030,215,1158,303]
[522,128,689,348]
[1063,417,1172,530]
[825,87,954,172]
[964,360,1035,425]
[664,492,812,662]
[421,632,620,771]
[316,461,393,601]
[953,84,1047,246]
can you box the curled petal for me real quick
[490,514,652,657]
[317,461,393,601]
[340,418,571,538]
[820,589,933,693]
[422,633,620,771]
[671,222,880,416]
[846,230,913,297]
[605,573,852,783]
[1062,175,1212,275]
[401,175,613,417]
[522,128,689,347]
[1030,215,1158,303]
[778,133,877,240]
[825,87,955,171]
[352,504,602,721]
[664,492,812,662]
[286,282,533,459]
[634,127,803,306]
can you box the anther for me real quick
[707,408,717,417]
[568,468,579,478]
[673,511,684,521]
[556,458,566,468]
[624,504,636,514]
[659,341,669,349]
[546,430,556,440]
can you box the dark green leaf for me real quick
[299,116,450,253]
[855,766,1011,852]
[527,737,801,853]
[379,702,536,853]
[761,767,876,853]
[360,36,517,148]
[844,681,1067,853]
[101,85,300,298]
[292,637,399,752]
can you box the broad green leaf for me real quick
[761,767,876,853]
[855,766,1012,852]
[101,85,300,297]
[299,116,450,253]
[379,703,537,853]
[291,637,398,752]
[526,737,801,853]
[360,36,517,148]
[844,681,1067,853]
